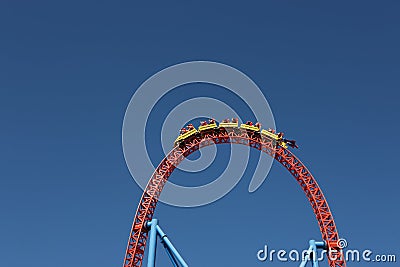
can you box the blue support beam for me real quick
[163,244,179,267]
[147,219,158,267]
[146,219,188,267]
[156,225,189,267]
[300,240,326,267]
[147,219,327,267]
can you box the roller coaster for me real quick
[122,118,347,267]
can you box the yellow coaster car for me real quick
[279,141,288,149]
[198,123,217,132]
[174,128,198,146]
[261,129,280,140]
[240,123,260,132]
[219,122,239,128]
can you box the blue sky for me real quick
[1,1,399,266]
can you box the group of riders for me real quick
[178,118,298,148]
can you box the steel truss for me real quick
[123,128,346,267]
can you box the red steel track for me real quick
[123,128,347,267]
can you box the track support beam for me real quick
[300,240,327,267]
[146,219,188,267]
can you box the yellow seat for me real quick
[174,128,198,145]
[219,122,239,128]
[279,141,288,149]
[261,129,280,140]
[240,124,260,132]
[198,123,217,132]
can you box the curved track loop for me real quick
[123,129,346,267]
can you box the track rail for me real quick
[123,128,346,267]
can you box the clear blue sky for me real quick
[1,1,399,266]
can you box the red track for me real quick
[123,128,346,267]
